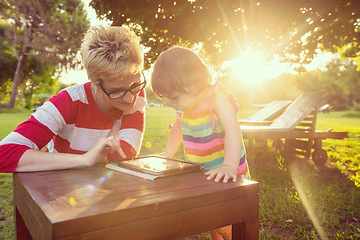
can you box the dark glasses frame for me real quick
[97,72,147,99]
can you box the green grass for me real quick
[0,113,32,141]
[0,174,13,239]
[0,112,31,240]
[140,107,185,158]
[1,108,360,239]
[140,107,176,155]
[316,111,360,132]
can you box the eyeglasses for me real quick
[97,72,147,99]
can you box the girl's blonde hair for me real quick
[151,45,214,98]
[81,25,143,83]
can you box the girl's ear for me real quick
[184,85,204,95]
[183,86,195,93]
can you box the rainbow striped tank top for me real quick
[180,82,250,180]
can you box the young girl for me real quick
[151,45,250,240]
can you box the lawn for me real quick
[0,108,360,239]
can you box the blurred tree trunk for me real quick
[7,30,32,109]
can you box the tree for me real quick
[22,58,59,109]
[90,0,360,68]
[255,58,360,110]
[0,23,17,88]
[0,22,57,107]
[316,59,360,109]
[1,0,90,108]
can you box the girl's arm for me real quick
[161,117,183,158]
[205,94,242,183]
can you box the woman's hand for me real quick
[205,165,238,183]
[82,136,126,166]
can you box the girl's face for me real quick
[164,91,199,113]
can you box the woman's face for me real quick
[98,73,146,112]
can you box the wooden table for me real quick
[13,164,259,240]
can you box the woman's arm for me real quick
[0,85,125,172]
[15,136,121,172]
[205,94,242,183]
[113,90,147,159]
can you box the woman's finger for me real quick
[105,136,120,153]
[117,147,126,158]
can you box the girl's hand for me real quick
[82,136,126,166]
[205,165,238,183]
[157,152,173,158]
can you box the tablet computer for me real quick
[112,155,204,177]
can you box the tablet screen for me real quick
[116,156,203,175]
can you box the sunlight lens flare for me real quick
[290,165,328,240]
[69,196,77,206]
[222,53,266,83]
[65,171,113,206]
[99,171,113,181]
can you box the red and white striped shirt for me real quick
[0,82,146,172]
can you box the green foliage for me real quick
[225,57,360,110]
[0,21,61,108]
[0,23,17,87]
[90,0,360,67]
[0,0,90,108]
[3,0,90,68]
[219,71,304,108]
[351,102,360,112]
[0,80,12,107]
[343,111,360,118]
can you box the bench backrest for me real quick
[270,90,328,129]
[247,100,292,121]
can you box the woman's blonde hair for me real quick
[81,25,143,83]
[151,45,214,98]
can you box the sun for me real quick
[222,53,267,83]
[222,53,293,84]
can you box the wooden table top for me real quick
[14,163,259,240]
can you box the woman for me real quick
[0,25,146,172]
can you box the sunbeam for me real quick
[215,0,244,54]
[290,164,328,240]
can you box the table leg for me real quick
[15,207,33,240]
[232,222,245,239]
[232,219,259,240]
[232,192,259,240]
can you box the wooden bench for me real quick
[239,100,292,126]
[240,90,348,165]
